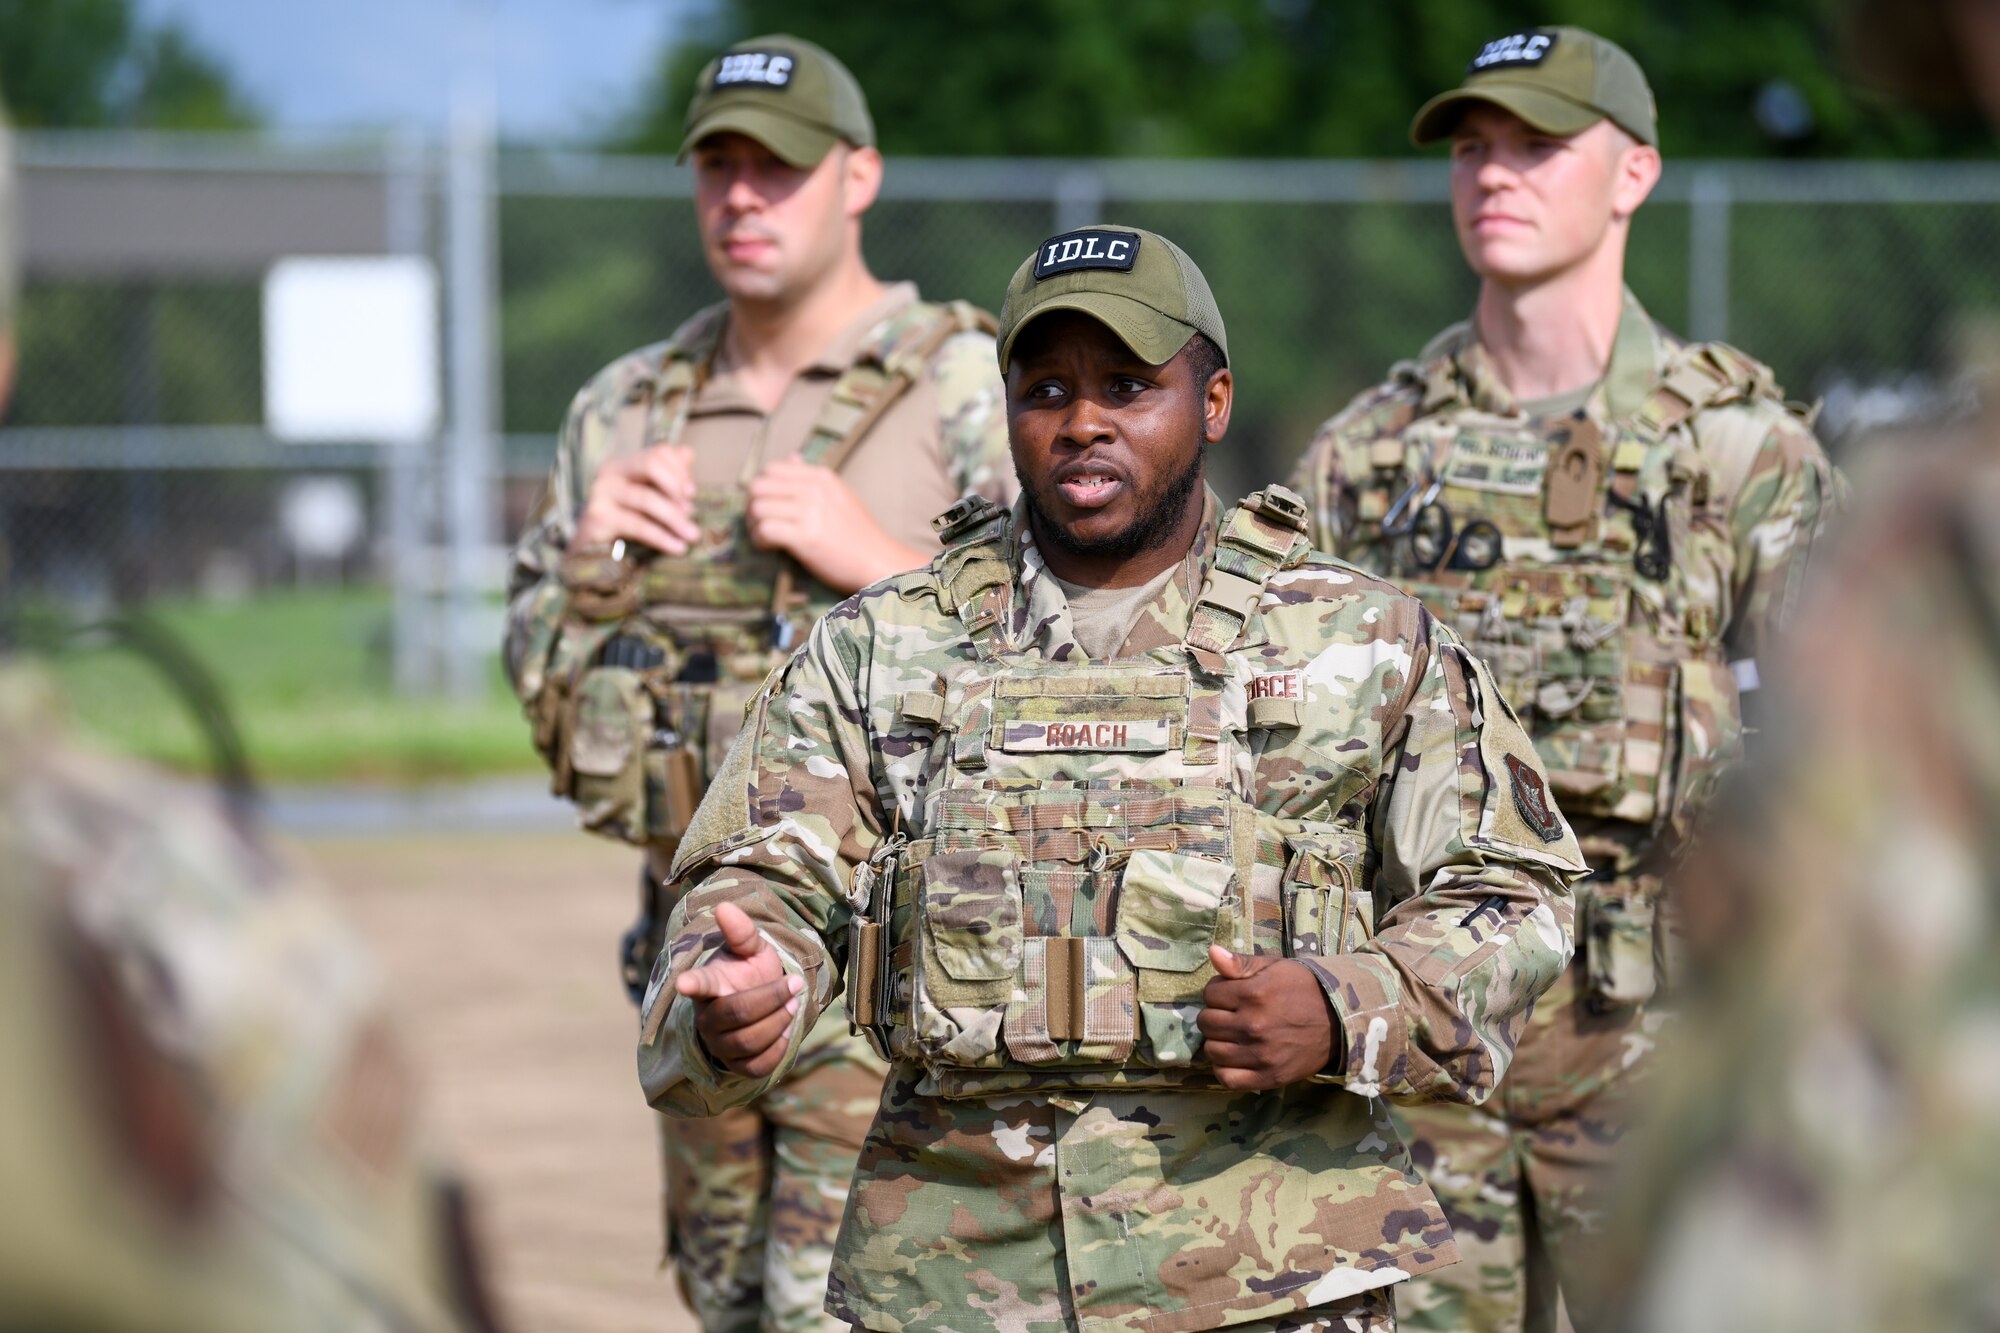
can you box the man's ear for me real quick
[1204,368,1233,445]
[843,145,884,218]
[1612,141,1662,220]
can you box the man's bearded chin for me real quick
[1019,445,1206,563]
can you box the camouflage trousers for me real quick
[1392,954,1667,1333]
[662,998,889,1333]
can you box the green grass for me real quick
[41,587,545,784]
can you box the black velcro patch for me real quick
[713,51,796,89]
[1032,229,1141,281]
[1467,30,1557,74]
[1504,754,1566,843]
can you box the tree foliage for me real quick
[0,0,259,130]
[618,0,1989,159]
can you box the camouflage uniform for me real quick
[1592,407,2000,1330]
[1287,290,1834,1331]
[0,667,498,1332]
[640,485,1585,1333]
[504,290,1012,1333]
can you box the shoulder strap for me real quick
[1409,320,1479,415]
[610,302,729,461]
[930,496,1014,656]
[1629,340,1783,442]
[1184,486,1314,673]
[799,300,993,474]
[773,302,997,626]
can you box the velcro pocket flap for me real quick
[922,848,1022,981]
[1116,848,1232,973]
[570,667,647,778]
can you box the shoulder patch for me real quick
[1503,754,1566,843]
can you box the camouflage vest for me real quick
[844,488,1377,1094]
[550,299,997,848]
[1352,340,1790,855]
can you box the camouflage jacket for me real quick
[503,289,1012,726]
[638,488,1583,1333]
[1600,421,2000,1332]
[1286,289,1835,869]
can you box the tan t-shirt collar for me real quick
[692,280,921,417]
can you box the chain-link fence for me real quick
[9,135,2000,685]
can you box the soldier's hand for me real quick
[574,444,701,554]
[674,901,803,1079]
[1198,947,1337,1090]
[745,458,929,593]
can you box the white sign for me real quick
[263,255,440,444]
[278,476,367,561]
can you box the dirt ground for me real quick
[292,831,700,1333]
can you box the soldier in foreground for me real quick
[1286,28,1834,1332]
[0,86,495,1326]
[503,34,1011,1333]
[0,656,503,1332]
[1596,1,2000,1325]
[641,224,1584,1333]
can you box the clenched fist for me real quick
[1197,946,1340,1090]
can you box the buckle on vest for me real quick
[933,496,1002,544]
[1198,567,1265,620]
[1249,485,1310,536]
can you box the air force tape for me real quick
[713,51,795,88]
[1468,30,1556,73]
[1032,229,1141,281]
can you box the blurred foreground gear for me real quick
[0,619,506,1332]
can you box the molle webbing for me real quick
[934,784,1233,865]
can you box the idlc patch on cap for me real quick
[714,51,795,88]
[1033,229,1141,281]
[1468,30,1556,73]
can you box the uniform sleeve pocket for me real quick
[921,848,1021,981]
[1115,848,1232,973]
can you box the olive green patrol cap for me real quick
[678,34,875,169]
[1411,27,1658,147]
[995,225,1228,372]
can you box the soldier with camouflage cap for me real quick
[640,224,1584,1333]
[1286,26,1836,1333]
[503,33,1014,1333]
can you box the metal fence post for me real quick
[1689,167,1732,343]
[443,1,499,701]
[384,125,435,696]
[1054,167,1105,235]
